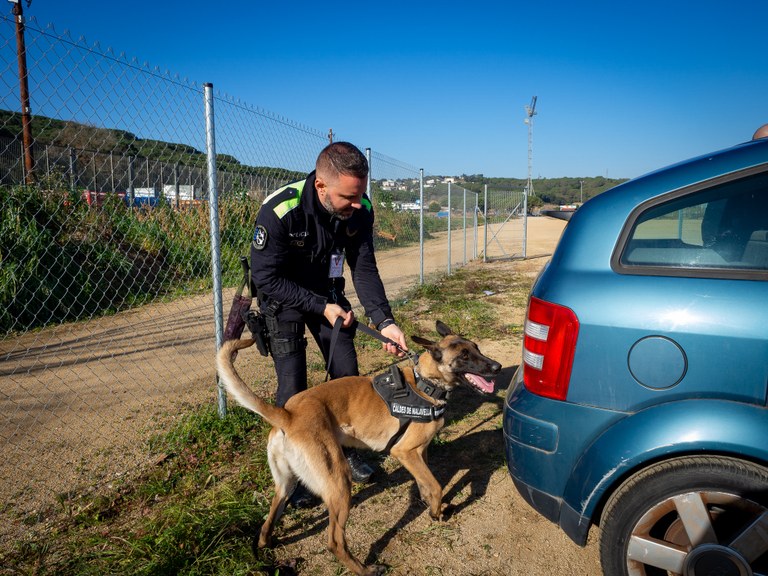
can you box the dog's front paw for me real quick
[363,564,388,576]
[430,502,453,521]
[253,522,275,550]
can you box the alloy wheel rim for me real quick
[625,490,767,576]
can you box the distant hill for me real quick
[458,173,628,207]
[1,109,628,203]
[0,109,304,182]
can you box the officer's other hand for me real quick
[324,304,355,328]
[381,323,407,357]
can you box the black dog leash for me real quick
[324,317,417,381]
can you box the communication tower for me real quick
[524,96,537,197]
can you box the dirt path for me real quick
[2,217,605,575]
[265,220,603,575]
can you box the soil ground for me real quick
[262,218,603,575]
[1,216,604,575]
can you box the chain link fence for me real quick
[482,187,527,260]
[0,13,527,547]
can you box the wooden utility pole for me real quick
[328,128,334,143]
[12,0,35,184]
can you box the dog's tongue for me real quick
[465,373,495,393]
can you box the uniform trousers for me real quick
[264,304,359,408]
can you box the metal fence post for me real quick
[174,162,180,209]
[522,185,528,258]
[419,168,424,285]
[128,155,135,208]
[473,191,478,259]
[109,151,115,193]
[463,187,467,265]
[483,184,488,263]
[365,147,372,206]
[68,147,76,193]
[204,82,226,418]
[447,182,452,275]
[44,146,50,183]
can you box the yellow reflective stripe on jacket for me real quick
[268,179,306,219]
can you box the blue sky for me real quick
[20,1,768,179]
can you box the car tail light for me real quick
[523,296,579,401]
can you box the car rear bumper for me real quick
[509,475,591,546]
[502,366,620,546]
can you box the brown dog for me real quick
[216,320,501,575]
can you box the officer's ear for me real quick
[315,175,327,197]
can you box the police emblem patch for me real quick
[253,225,268,250]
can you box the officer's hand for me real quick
[324,304,355,328]
[381,323,407,357]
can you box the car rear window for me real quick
[617,170,768,277]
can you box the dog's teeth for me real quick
[465,373,495,393]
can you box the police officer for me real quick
[250,141,407,486]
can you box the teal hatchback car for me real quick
[503,135,768,575]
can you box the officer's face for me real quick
[316,173,365,220]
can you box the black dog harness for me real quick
[372,365,447,452]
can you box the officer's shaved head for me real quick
[316,142,368,180]
[753,124,768,140]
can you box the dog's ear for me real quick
[411,335,435,348]
[435,320,454,337]
[411,335,443,362]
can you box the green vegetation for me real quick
[2,263,533,575]
[0,180,468,334]
[0,185,257,334]
[460,174,627,207]
[9,404,275,575]
[371,175,626,219]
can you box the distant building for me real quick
[400,200,421,211]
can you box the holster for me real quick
[257,296,306,356]
[244,309,270,357]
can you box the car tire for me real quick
[599,455,768,576]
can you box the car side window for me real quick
[620,171,768,274]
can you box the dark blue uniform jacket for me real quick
[250,171,393,328]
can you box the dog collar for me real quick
[414,369,447,401]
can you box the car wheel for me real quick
[599,455,768,576]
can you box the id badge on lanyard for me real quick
[329,250,345,278]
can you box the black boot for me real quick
[344,448,374,483]
[288,483,320,509]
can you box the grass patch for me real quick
[3,260,535,575]
[4,404,276,575]
[390,261,530,341]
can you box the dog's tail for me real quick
[216,339,291,429]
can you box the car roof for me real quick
[596,138,768,211]
[552,138,768,272]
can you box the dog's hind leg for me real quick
[323,466,385,576]
[324,481,363,575]
[258,430,297,549]
[290,428,384,576]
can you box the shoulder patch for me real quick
[252,225,268,250]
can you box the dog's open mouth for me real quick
[463,373,496,393]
